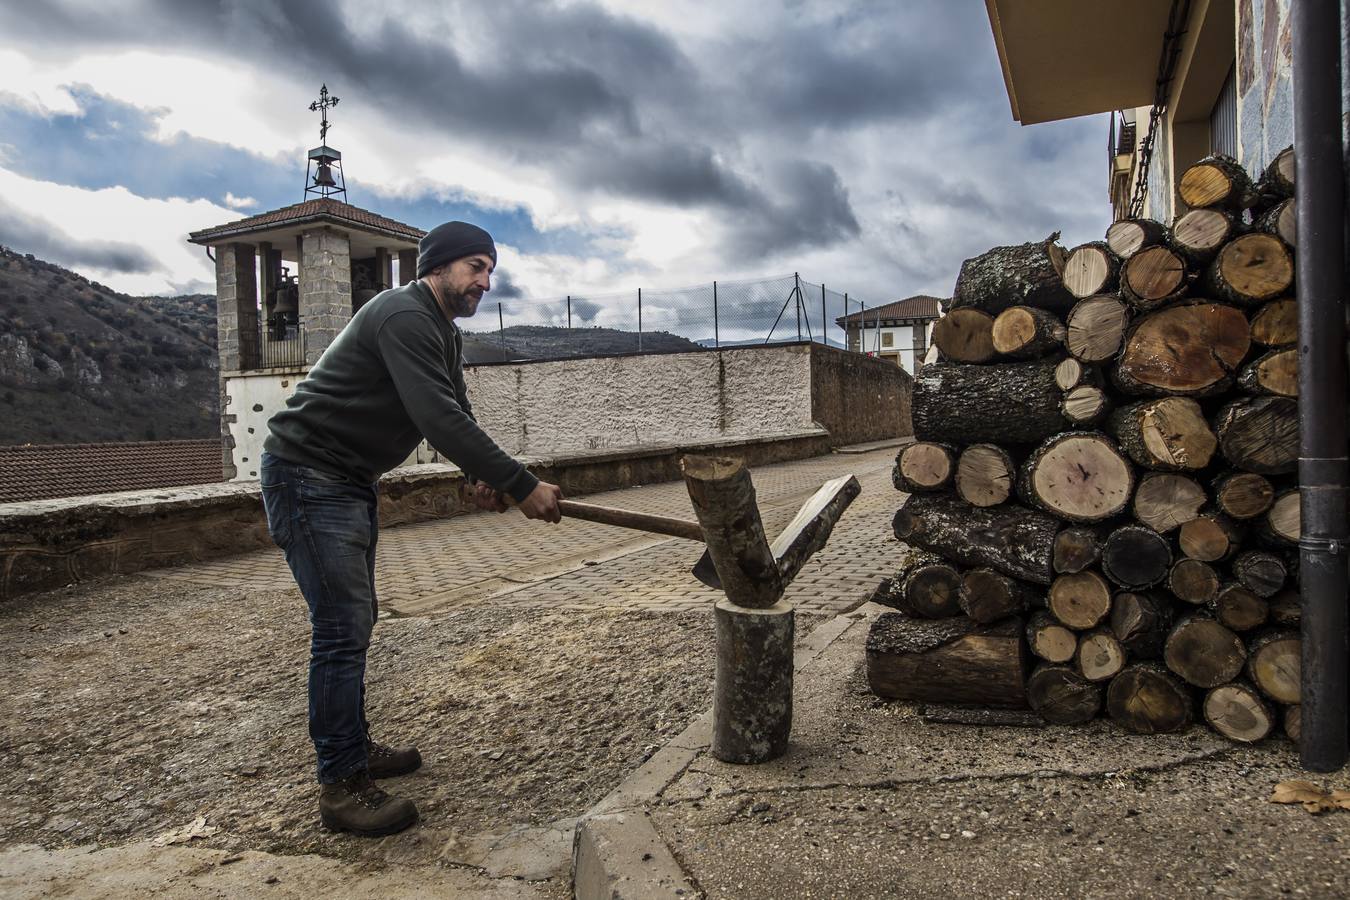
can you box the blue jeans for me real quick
[260,451,379,784]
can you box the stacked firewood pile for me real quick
[868,147,1303,744]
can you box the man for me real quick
[260,221,563,837]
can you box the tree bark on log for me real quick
[1065,295,1131,363]
[1121,245,1189,309]
[1246,629,1301,704]
[1108,397,1217,471]
[1047,570,1113,630]
[1260,197,1297,248]
[1027,663,1103,724]
[1238,348,1298,397]
[1211,583,1269,632]
[1133,472,1206,533]
[892,493,1060,585]
[1062,242,1120,298]
[949,233,1075,316]
[1213,472,1276,520]
[1114,302,1250,397]
[866,613,1029,708]
[1106,662,1194,733]
[959,567,1032,624]
[932,308,997,363]
[682,455,781,608]
[954,444,1016,508]
[1233,550,1287,598]
[1170,208,1236,266]
[1205,233,1294,305]
[1101,524,1172,589]
[912,360,1067,446]
[991,306,1066,359]
[1203,681,1275,743]
[1249,297,1297,347]
[893,442,957,493]
[1178,513,1245,562]
[1077,629,1127,682]
[1061,385,1110,425]
[1018,432,1134,523]
[1110,591,1173,659]
[1027,610,1078,664]
[1053,526,1103,574]
[1253,145,1295,205]
[1168,558,1220,606]
[712,599,794,763]
[1164,614,1248,688]
[1178,154,1254,210]
[1106,218,1168,259]
[1214,396,1299,474]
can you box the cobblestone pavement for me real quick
[147,446,904,616]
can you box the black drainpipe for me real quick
[1292,0,1349,773]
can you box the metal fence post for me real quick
[860,301,866,354]
[637,288,643,353]
[821,283,826,347]
[498,302,506,362]
[713,281,719,348]
[844,293,849,351]
[567,295,571,330]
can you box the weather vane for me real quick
[309,84,340,145]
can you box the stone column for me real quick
[300,228,352,364]
[214,243,257,480]
[911,320,928,372]
[398,249,416,285]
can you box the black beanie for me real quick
[416,221,497,278]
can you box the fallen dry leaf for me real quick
[1332,790,1350,811]
[151,816,219,847]
[1270,780,1344,814]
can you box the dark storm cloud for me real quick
[725,161,860,258]
[569,297,603,324]
[490,269,523,300]
[0,199,158,273]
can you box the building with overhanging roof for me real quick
[834,295,940,373]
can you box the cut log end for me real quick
[1215,472,1276,520]
[1122,245,1186,308]
[1249,298,1297,348]
[933,308,996,363]
[1133,472,1205,533]
[1106,663,1194,734]
[1021,432,1133,523]
[1066,295,1130,363]
[1063,243,1119,298]
[1209,233,1294,305]
[895,442,956,493]
[955,444,1015,508]
[1164,616,1247,689]
[1048,570,1113,630]
[1101,525,1171,589]
[1105,218,1166,259]
[1027,664,1103,725]
[1062,385,1109,425]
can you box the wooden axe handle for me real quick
[556,500,705,542]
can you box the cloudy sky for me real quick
[0,0,1110,314]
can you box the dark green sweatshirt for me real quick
[264,280,539,502]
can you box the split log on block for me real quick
[874,555,963,619]
[1106,662,1194,733]
[1206,233,1294,306]
[1062,242,1120,298]
[1054,357,1099,391]
[1017,432,1134,523]
[932,308,996,363]
[1203,681,1276,742]
[1170,208,1236,265]
[1164,615,1248,688]
[1053,526,1103,575]
[1027,610,1078,664]
[1260,197,1297,248]
[711,599,793,763]
[1214,396,1299,474]
[1211,583,1270,632]
[1101,525,1172,589]
[959,568,1032,624]
[1027,663,1103,725]
[1238,348,1298,397]
[1284,703,1301,743]
[1254,145,1295,204]
[1262,489,1300,546]
[954,444,1015,508]
[1110,591,1174,659]
[892,493,1060,585]
[681,455,781,608]
[1065,295,1131,363]
[991,306,1066,359]
[1178,154,1253,210]
[949,233,1075,317]
[1178,513,1244,562]
[1120,245,1188,309]
[1249,297,1297,347]
[1133,472,1206,533]
[1233,550,1288,598]
[1213,472,1276,520]
[1109,397,1217,472]
[1077,630,1127,682]
[1267,589,1301,627]
[1168,558,1221,606]
[1114,302,1250,397]
[1106,218,1167,259]
[892,442,956,493]
[1048,570,1113,630]
[1246,629,1301,704]
[1061,385,1110,426]
[912,360,1067,446]
[865,613,1029,708]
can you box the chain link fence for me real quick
[462,273,880,363]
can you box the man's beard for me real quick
[447,289,482,317]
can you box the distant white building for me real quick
[835,295,941,374]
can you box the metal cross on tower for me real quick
[309,84,340,144]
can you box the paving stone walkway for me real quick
[146,446,903,616]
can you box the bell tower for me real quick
[304,84,347,202]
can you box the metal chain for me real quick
[1128,0,1192,219]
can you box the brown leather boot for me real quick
[319,770,418,837]
[367,738,422,779]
